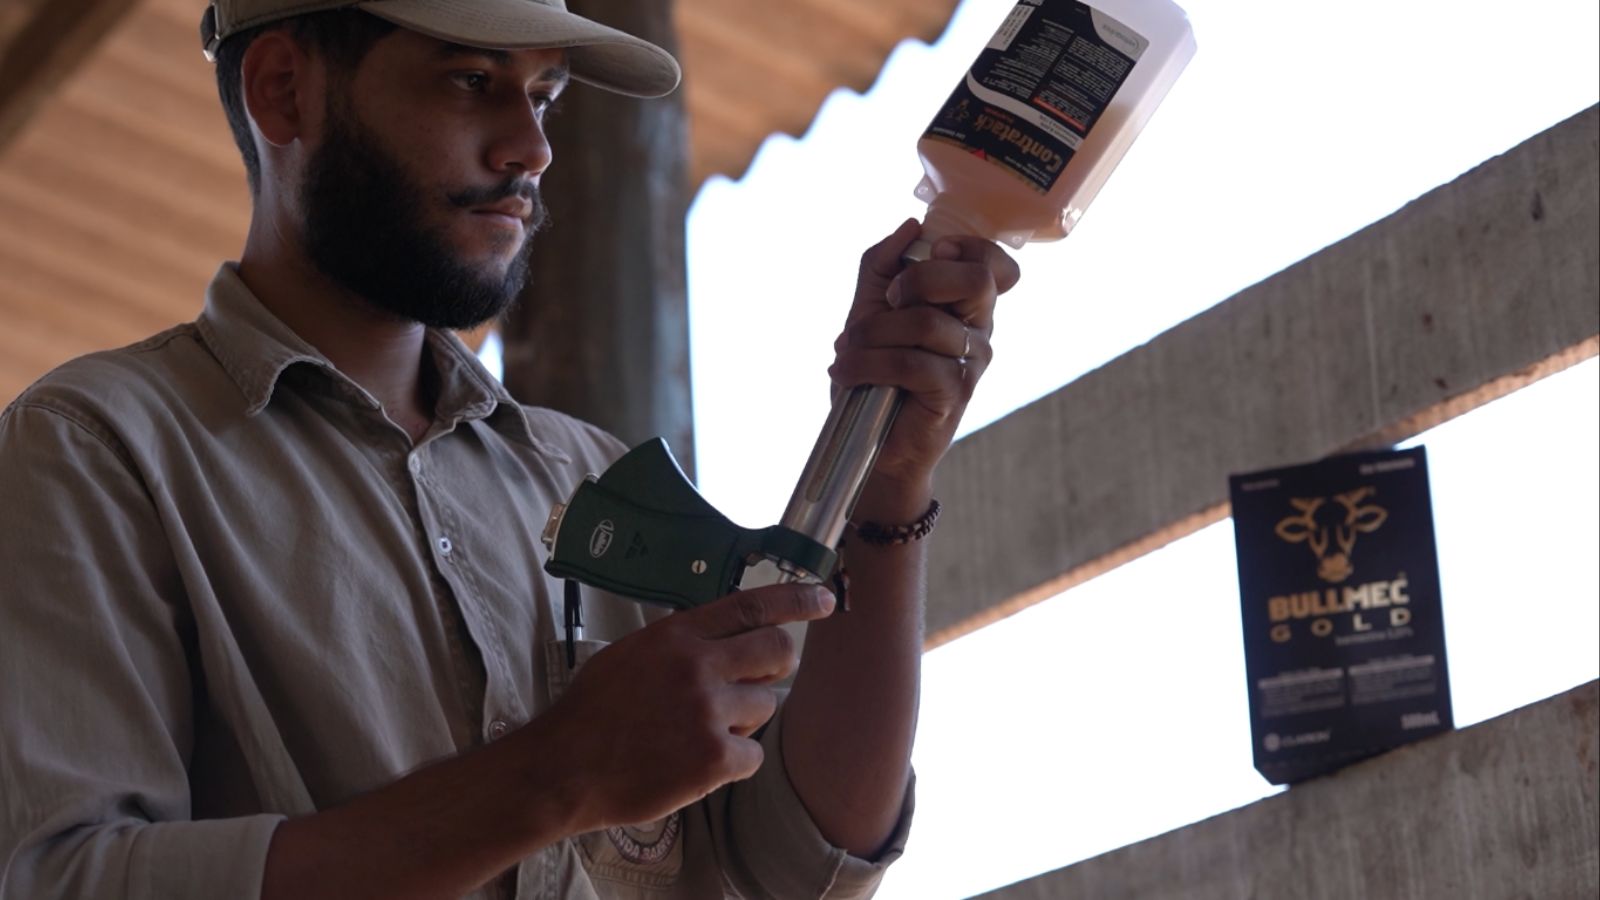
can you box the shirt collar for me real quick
[194,264,566,462]
[424,327,568,461]
[196,264,335,417]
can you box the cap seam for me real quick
[219,1,357,41]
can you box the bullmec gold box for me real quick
[1229,447,1453,785]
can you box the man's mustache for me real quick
[449,178,551,233]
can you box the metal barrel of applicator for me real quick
[771,238,936,584]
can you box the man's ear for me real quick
[240,30,312,149]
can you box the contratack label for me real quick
[922,0,1148,194]
[1230,448,1454,785]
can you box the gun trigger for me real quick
[541,503,567,552]
[542,474,596,555]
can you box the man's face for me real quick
[298,31,569,330]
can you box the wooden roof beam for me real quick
[0,0,136,156]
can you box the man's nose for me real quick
[487,101,554,177]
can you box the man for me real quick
[0,1,1018,897]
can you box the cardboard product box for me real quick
[1229,447,1453,785]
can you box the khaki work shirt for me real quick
[0,265,911,899]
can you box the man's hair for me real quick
[214,10,399,195]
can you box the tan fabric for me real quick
[0,265,910,899]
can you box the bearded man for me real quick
[0,2,1019,898]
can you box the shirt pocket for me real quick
[541,640,686,892]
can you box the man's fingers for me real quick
[859,219,924,285]
[830,346,990,402]
[932,236,1022,295]
[720,684,781,738]
[712,734,766,783]
[884,260,999,330]
[687,585,836,640]
[838,306,984,359]
[712,625,801,683]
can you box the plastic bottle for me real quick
[776,0,1196,579]
[915,0,1197,248]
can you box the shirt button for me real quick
[488,719,510,740]
[438,536,453,555]
[409,456,423,475]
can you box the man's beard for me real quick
[300,101,549,330]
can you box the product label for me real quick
[922,0,1148,194]
[1230,448,1454,785]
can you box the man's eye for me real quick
[531,94,559,118]
[452,72,489,91]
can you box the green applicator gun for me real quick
[540,439,838,612]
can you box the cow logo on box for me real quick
[1273,487,1388,583]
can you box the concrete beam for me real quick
[926,105,1599,648]
[975,681,1600,900]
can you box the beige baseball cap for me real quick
[200,0,681,98]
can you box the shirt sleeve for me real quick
[0,402,283,900]
[706,703,916,900]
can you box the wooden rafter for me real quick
[0,0,137,156]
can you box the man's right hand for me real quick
[522,584,837,832]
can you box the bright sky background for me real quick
[490,1,1599,895]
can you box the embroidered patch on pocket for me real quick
[577,810,685,889]
[605,812,682,865]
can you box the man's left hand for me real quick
[829,219,1022,504]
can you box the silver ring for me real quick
[957,355,969,384]
[961,325,972,359]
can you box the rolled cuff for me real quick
[725,711,915,900]
[5,814,286,900]
[133,814,285,899]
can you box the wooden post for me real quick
[501,0,695,478]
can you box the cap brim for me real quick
[360,0,681,98]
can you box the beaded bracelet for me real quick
[850,499,943,546]
[829,499,943,614]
